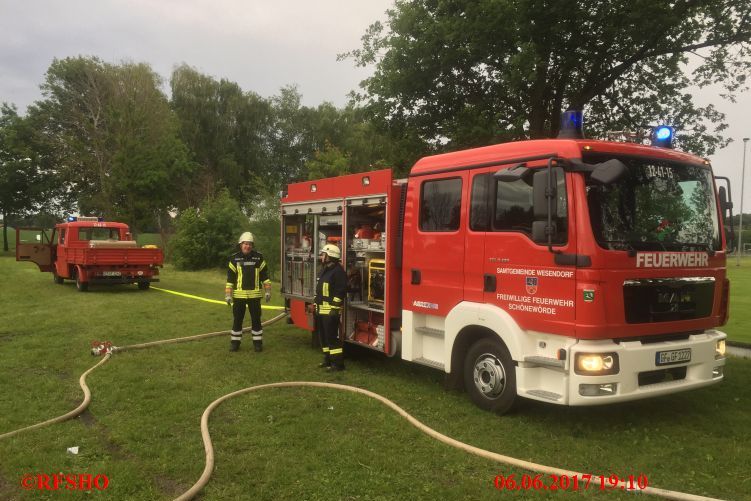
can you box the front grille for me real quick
[623,277,715,324]
[638,366,687,386]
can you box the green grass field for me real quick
[1,250,750,500]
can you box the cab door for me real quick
[15,228,54,272]
[480,166,578,336]
[403,172,468,317]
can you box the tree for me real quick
[170,65,274,209]
[0,104,57,251]
[34,56,192,232]
[170,190,249,270]
[344,0,751,157]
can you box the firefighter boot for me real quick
[251,330,263,352]
[230,331,242,352]
[327,349,345,371]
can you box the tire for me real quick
[53,272,64,285]
[138,281,150,290]
[463,338,517,414]
[75,270,88,292]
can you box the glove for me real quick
[225,295,233,306]
[265,292,271,303]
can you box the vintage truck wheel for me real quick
[137,282,150,290]
[75,271,88,292]
[52,272,64,284]
[464,338,517,414]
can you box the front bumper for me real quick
[518,330,726,406]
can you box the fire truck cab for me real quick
[281,133,730,413]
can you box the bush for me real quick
[171,190,248,270]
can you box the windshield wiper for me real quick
[681,242,716,256]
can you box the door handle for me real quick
[483,274,496,292]
[411,269,421,285]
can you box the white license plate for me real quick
[102,271,121,277]
[655,348,691,366]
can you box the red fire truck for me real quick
[16,217,163,291]
[281,119,731,413]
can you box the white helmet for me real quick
[321,243,341,260]
[238,232,254,244]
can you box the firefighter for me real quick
[225,232,272,352]
[311,243,347,371]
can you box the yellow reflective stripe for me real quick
[229,262,237,273]
[225,283,233,288]
[237,264,244,291]
[255,268,259,290]
[233,290,263,299]
[329,348,343,355]
[322,282,329,296]
[331,296,342,304]
[322,347,330,353]
[263,279,271,285]
[260,261,267,270]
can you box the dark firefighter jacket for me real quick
[226,251,270,299]
[315,262,347,315]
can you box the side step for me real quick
[526,389,563,402]
[415,326,444,337]
[413,357,445,371]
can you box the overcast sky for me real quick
[2,0,750,211]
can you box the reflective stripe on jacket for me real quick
[226,250,270,299]
[315,262,347,315]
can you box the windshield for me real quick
[585,156,720,252]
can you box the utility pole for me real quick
[738,137,750,266]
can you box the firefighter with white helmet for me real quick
[311,243,347,370]
[225,231,272,352]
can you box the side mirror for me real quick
[590,159,628,185]
[533,169,559,219]
[719,186,732,217]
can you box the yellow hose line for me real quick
[0,314,288,440]
[175,382,725,501]
[152,286,285,310]
[0,354,112,441]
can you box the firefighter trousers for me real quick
[231,298,263,345]
[315,313,343,368]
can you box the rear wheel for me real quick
[137,281,150,290]
[75,270,88,292]
[464,338,517,414]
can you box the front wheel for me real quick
[137,281,150,290]
[463,338,517,414]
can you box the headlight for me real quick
[715,340,726,359]
[574,353,620,375]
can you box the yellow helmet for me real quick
[238,232,254,244]
[321,243,341,260]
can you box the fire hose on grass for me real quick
[0,305,726,501]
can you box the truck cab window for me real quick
[492,167,568,243]
[419,178,462,232]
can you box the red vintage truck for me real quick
[281,117,732,413]
[16,217,163,291]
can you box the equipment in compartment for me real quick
[349,311,385,348]
[368,259,385,303]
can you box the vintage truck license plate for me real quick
[102,271,122,277]
[655,348,691,366]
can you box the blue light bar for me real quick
[651,125,675,148]
[67,216,77,222]
[557,110,585,139]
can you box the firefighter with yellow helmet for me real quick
[312,243,347,370]
[225,232,271,352]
